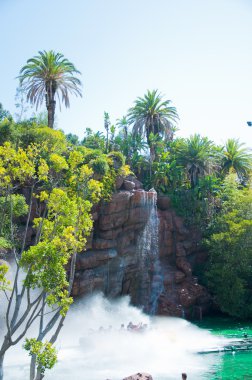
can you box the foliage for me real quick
[127,89,178,160]
[66,133,79,145]
[24,339,57,375]
[89,156,110,176]
[206,175,252,318]
[19,50,82,128]
[107,151,125,170]
[222,138,252,183]
[0,263,11,292]
[0,133,118,379]
[81,128,105,151]
[104,111,110,153]
[174,134,221,188]
[116,116,128,139]
[0,103,12,122]
[82,149,102,164]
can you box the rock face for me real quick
[73,190,212,319]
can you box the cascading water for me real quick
[3,294,228,380]
[136,189,164,314]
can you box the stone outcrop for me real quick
[73,188,212,319]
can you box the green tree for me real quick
[116,116,128,139]
[206,174,252,318]
[104,111,110,153]
[0,142,104,380]
[127,89,178,160]
[0,104,11,122]
[19,50,82,128]
[81,128,105,151]
[66,133,79,145]
[175,134,220,188]
[222,138,252,183]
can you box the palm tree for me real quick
[19,50,82,128]
[222,139,252,182]
[175,134,219,188]
[127,89,178,160]
[104,111,110,153]
[116,116,128,139]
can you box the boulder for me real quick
[115,175,124,189]
[125,175,143,189]
[123,180,135,191]
[176,257,192,276]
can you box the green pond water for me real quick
[198,317,252,380]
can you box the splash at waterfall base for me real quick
[72,184,211,319]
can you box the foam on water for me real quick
[4,294,227,380]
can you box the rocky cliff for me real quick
[72,181,212,319]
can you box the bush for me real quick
[107,151,125,170]
[89,157,110,176]
[83,150,102,164]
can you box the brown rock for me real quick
[76,249,117,270]
[101,192,132,215]
[127,207,149,225]
[157,195,171,210]
[99,211,129,230]
[176,257,192,276]
[98,228,122,240]
[179,287,196,307]
[123,180,135,191]
[176,242,186,257]
[174,270,186,284]
[125,175,143,190]
[92,238,116,250]
[130,190,146,207]
[115,175,124,189]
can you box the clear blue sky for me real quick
[1,0,252,146]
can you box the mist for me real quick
[4,293,227,380]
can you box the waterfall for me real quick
[136,189,164,314]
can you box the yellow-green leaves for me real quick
[24,338,57,375]
[49,153,68,172]
[0,262,11,291]
[38,158,49,182]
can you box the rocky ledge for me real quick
[72,179,211,319]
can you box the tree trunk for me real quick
[34,368,44,380]
[47,100,56,129]
[0,354,5,380]
[30,354,36,380]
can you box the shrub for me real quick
[107,151,125,170]
[89,157,110,176]
[83,150,102,164]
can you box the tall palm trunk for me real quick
[47,99,56,129]
[46,81,56,128]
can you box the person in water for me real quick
[182,373,187,379]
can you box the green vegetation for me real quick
[206,175,252,318]
[1,66,252,379]
[0,117,126,380]
[19,50,82,128]
[128,89,179,161]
